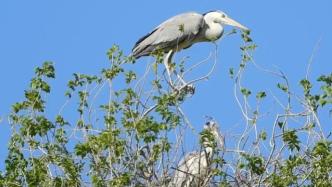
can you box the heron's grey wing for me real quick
[132,12,204,58]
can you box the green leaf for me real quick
[259,131,267,140]
[125,71,136,84]
[178,24,184,32]
[317,73,332,86]
[240,87,251,97]
[277,121,285,128]
[256,91,267,99]
[277,83,288,92]
[229,68,234,78]
[242,154,265,175]
[282,130,300,151]
[35,61,55,78]
[300,79,312,93]
[241,31,253,43]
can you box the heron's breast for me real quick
[205,24,224,41]
[178,39,194,50]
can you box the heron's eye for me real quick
[221,14,226,18]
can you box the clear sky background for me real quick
[0,1,331,170]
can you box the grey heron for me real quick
[132,10,248,87]
[169,121,225,187]
[132,10,248,59]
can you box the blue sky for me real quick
[0,1,331,170]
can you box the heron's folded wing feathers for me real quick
[133,12,204,57]
[153,12,203,44]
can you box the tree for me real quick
[1,31,331,186]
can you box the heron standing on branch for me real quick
[132,10,248,85]
[169,121,225,187]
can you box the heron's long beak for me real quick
[224,17,249,31]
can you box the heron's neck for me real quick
[204,147,213,156]
[202,140,214,158]
[204,18,224,41]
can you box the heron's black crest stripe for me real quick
[203,10,219,16]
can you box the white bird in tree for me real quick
[169,121,225,187]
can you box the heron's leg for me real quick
[163,50,174,84]
[163,50,194,94]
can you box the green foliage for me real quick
[317,73,332,107]
[267,141,332,186]
[3,62,81,186]
[298,74,332,112]
[282,130,300,151]
[309,141,332,186]
[256,91,267,100]
[241,30,253,43]
[240,87,251,97]
[277,83,289,93]
[1,43,331,186]
[241,154,265,175]
[267,155,305,186]
[259,131,267,140]
[3,46,189,186]
[200,129,218,150]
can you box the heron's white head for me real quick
[204,10,249,31]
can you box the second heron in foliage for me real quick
[169,121,225,187]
